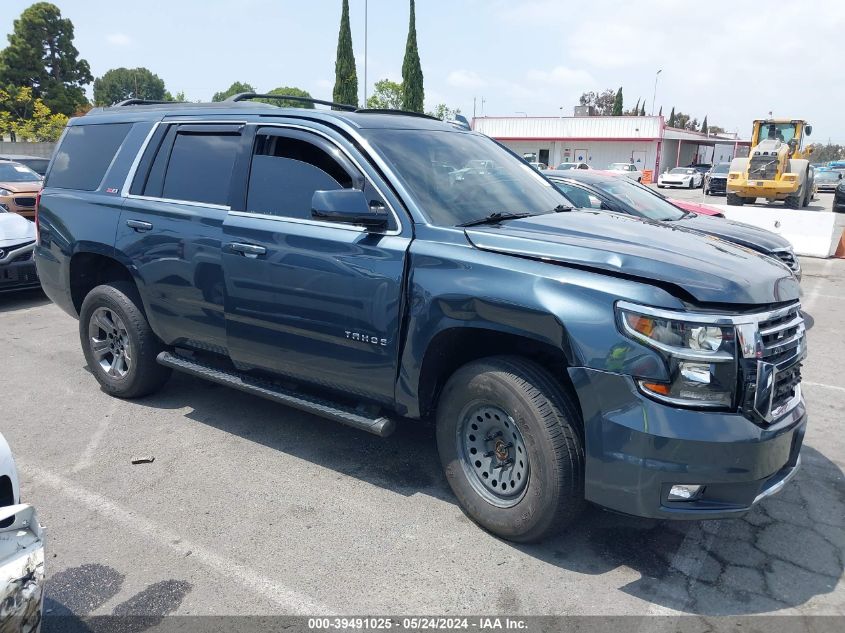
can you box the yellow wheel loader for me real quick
[727,119,814,208]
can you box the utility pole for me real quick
[651,69,662,115]
[363,0,368,104]
[473,97,476,119]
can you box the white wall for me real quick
[498,140,659,172]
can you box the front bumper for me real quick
[569,367,806,520]
[0,244,39,292]
[727,177,799,199]
[0,195,37,219]
[0,504,44,632]
[834,191,845,212]
[707,178,727,193]
[658,179,689,187]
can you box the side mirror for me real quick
[311,189,388,230]
[805,125,812,136]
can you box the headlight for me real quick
[617,302,738,407]
[0,188,11,196]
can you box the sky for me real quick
[2,0,843,143]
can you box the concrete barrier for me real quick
[709,205,845,258]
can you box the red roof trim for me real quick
[490,136,661,142]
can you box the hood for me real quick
[0,211,36,247]
[0,181,41,194]
[464,211,800,305]
[708,172,729,180]
[675,214,790,253]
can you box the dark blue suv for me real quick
[35,95,807,542]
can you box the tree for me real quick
[166,90,187,102]
[93,67,166,106]
[401,0,424,113]
[212,81,256,102]
[806,143,845,163]
[366,78,403,109]
[578,88,615,115]
[658,106,662,117]
[709,125,726,135]
[688,117,699,132]
[640,101,646,116]
[701,116,708,135]
[0,3,92,116]
[612,87,623,116]
[626,98,640,116]
[260,86,314,108]
[427,103,461,120]
[333,0,358,108]
[668,107,676,127]
[0,86,67,141]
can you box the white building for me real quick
[472,115,750,176]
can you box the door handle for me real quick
[229,242,266,258]
[126,219,153,232]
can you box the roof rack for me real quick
[112,99,179,107]
[354,108,441,121]
[225,92,357,111]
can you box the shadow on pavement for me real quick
[130,372,843,616]
[0,287,48,313]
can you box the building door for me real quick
[539,149,550,166]
[632,150,646,168]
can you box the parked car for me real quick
[0,162,43,219]
[657,167,703,189]
[815,169,844,192]
[546,170,801,279]
[835,180,845,213]
[528,161,548,171]
[666,198,725,217]
[0,432,45,631]
[36,97,806,542]
[688,163,713,177]
[606,162,643,181]
[555,162,590,170]
[0,154,50,177]
[704,162,730,195]
[1,204,39,292]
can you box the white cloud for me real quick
[525,66,595,89]
[447,70,487,90]
[106,33,131,46]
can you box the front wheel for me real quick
[436,356,584,543]
[727,193,745,206]
[79,282,171,398]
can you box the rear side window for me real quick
[158,132,241,206]
[48,123,132,190]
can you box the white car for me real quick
[555,162,591,171]
[606,162,643,182]
[0,433,44,631]
[657,167,703,189]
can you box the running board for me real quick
[156,351,397,437]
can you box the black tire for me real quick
[688,178,695,189]
[79,281,171,398]
[727,193,744,206]
[784,189,801,209]
[436,356,584,543]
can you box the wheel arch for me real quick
[69,251,142,316]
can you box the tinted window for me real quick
[48,123,131,190]
[593,177,686,221]
[551,181,594,209]
[246,135,353,219]
[160,132,241,205]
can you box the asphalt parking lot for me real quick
[654,182,836,213]
[1,257,843,621]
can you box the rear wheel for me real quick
[785,188,802,209]
[79,282,171,398]
[727,193,745,206]
[436,356,584,543]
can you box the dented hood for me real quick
[464,211,801,305]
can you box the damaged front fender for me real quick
[0,504,44,633]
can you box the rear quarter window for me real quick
[48,123,132,190]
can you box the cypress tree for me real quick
[633,98,640,116]
[668,107,676,127]
[640,101,646,116]
[333,0,358,108]
[612,87,623,116]
[701,116,709,134]
[401,0,424,112]
[658,105,662,117]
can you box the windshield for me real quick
[712,163,730,174]
[608,163,630,170]
[365,130,568,226]
[761,122,797,144]
[592,176,685,221]
[556,163,575,170]
[0,162,41,182]
[670,168,695,175]
[817,171,842,182]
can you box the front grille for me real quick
[14,196,36,207]
[748,155,779,180]
[11,250,33,263]
[772,248,800,273]
[708,178,727,192]
[755,304,805,418]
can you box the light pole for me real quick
[651,69,662,115]
[515,111,527,117]
[363,0,368,104]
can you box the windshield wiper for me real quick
[458,212,533,227]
